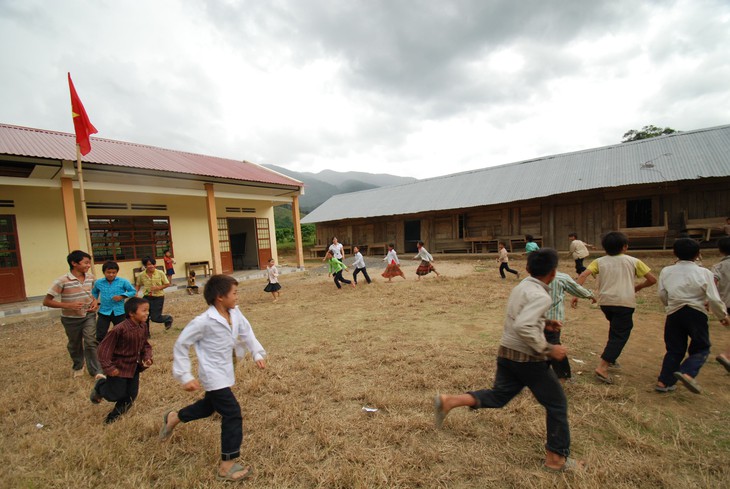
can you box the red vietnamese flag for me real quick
[67,73,98,155]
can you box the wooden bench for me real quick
[433,239,470,253]
[309,245,327,258]
[618,211,668,249]
[464,236,499,253]
[682,211,727,242]
[366,242,388,256]
[185,261,211,278]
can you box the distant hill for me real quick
[263,164,417,213]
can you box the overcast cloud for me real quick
[1,0,728,178]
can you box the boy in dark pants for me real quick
[655,239,728,393]
[434,249,583,472]
[160,275,267,482]
[91,297,153,424]
[92,260,137,342]
[577,232,656,384]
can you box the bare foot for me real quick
[219,461,252,481]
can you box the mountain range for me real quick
[263,164,417,214]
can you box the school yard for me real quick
[1,251,729,488]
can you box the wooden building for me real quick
[302,125,730,255]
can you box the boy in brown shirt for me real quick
[91,297,153,424]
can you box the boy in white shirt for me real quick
[435,249,583,473]
[351,246,371,284]
[577,232,656,384]
[160,274,266,482]
[656,239,728,393]
[567,233,592,275]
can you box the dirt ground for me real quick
[0,251,728,488]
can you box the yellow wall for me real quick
[4,184,280,299]
[5,185,70,297]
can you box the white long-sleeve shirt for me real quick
[658,261,727,319]
[500,276,552,358]
[384,249,400,265]
[173,305,266,391]
[413,247,434,262]
[351,252,366,269]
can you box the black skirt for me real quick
[264,282,281,292]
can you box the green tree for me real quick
[622,125,678,143]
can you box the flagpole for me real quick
[76,143,94,265]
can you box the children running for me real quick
[43,250,103,379]
[497,242,519,279]
[264,258,282,301]
[160,274,266,482]
[90,297,153,424]
[135,257,173,333]
[712,237,730,372]
[567,233,592,275]
[577,231,656,384]
[434,249,583,473]
[525,235,540,254]
[92,260,137,342]
[545,272,595,382]
[351,246,372,285]
[413,241,440,280]
[324,251,355,289]
[382,243,405,282]
[655,238,728,393]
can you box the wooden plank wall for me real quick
[311,178,729,252]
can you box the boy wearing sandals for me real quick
[434,249,584,472]
[90,297,152,424]
[655,239,728,393]
[160,274,266,482]
[576,232,656,384]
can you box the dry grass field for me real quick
[1,251,729,488]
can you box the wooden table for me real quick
[366,242,388,256]
[464,236,498,253]
[185,261,211,277]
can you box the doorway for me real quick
[228,218,259,270]
[0,215,26,303]
[404,220,421,253]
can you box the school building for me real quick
[302,124,730,256]
[0,123,304,304]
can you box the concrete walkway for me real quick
[0,267,305,323]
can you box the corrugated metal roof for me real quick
[302,124,730,223]
[0,123,303,188]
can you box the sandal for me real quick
[433,394,447,429]
[543,457,584,473]
[159,410,176,441]
[217,463,253,482]
[717,355,730,373]
[594,371,613,385]
[673,372,702,394]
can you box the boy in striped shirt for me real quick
[43,250,103,378]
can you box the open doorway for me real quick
[228,218,259,270]
[404,219,421,253]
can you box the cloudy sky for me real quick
[1,0,729,179]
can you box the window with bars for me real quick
[217,218,230,252]
[89,216,172,262]
[256,218,270,249]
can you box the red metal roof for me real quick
[0,123,302,188]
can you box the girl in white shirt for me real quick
[413,240,440,280]
[263,258,282,302]
[381,243,405,282]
